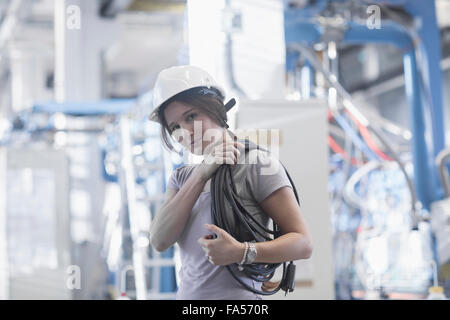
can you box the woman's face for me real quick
[163,100,223,155]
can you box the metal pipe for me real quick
[284,14,437,212]
[0,0,22,49]
[343,21,413,50]
[343,160,382,210]
[376,0,446,185]
[223,0,246,97]
[284,9,445,206]
[290,43,419,227]
[119,118,147,300]
[285,18,414,51]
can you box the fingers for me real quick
[197,224,234,266]
[197,232,217,245]
[197,224,224,245]
[205,223,228,238]
[222,130,245,148]
[215,150,238,165]
[197,236,213,264]
[199,133,246,180]
[197,237,210,252]
[214,141,240,152]
[204,223,219,233]
[204,134,223,153]
[209,131,243,151]
[213,143,242,165]
[235,141,245,150]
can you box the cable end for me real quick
[281,261,296,295]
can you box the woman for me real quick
[149,65,312,300]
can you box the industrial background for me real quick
[0,0,449,300]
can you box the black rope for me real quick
[210,139,300,296]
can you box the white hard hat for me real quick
[149,65,226,124]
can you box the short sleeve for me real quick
[245,150,294,203]
[166,167,181,191]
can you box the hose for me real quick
[436,147,450,198]
[289,43,419,222]
[331,111,378,160]
[210,139,300,296]
[345,110,393,161]
[343,160,382,210]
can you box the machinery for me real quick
[283,0,447,299]
[0,0,180,300]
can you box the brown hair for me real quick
[158,87,229,152]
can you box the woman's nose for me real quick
[182,123,195,138]
[176,125,194,144]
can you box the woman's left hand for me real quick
[197,224,245,266]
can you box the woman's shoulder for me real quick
[244,147,281,172]
[172,163,196,176]
[169,163,198,187]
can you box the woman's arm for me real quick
[251,186,313,263]
[152,136,243,253]
[150,168,207,252]
[198,186,312,265]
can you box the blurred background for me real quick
[0,0,449,300]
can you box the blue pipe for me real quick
[284,13,436,209]
[403,49,434,209]
[284,19,321,46]
[408,0,445,202]
[343,21,413,51]
[371,0,446,202]
[285,19,414,51]
[333,112,378,161]
[366,0,444,278]
[282,0,328,19]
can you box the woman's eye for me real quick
[186,113,196,121]
[170,125,180,133]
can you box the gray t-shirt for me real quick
[167,148,294,300]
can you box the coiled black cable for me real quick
[210,139,301,296]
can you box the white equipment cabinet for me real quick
[235,98,335,299]
[0,148,72,299]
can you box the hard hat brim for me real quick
[148,85,225,124]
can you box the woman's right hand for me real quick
[195,130,245,182]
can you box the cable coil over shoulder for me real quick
[210,138,301,296]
